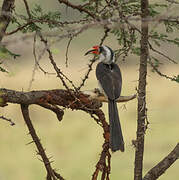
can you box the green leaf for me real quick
[0,45,20,60]
[150,56,163,72]
[51,48,60,55]
[131,47,141,56]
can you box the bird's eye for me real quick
[99,46,104,54]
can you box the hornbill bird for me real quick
[85,45,124,152]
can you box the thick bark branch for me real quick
[0,88,102,109]
[143,143,179,180]
[0,0,15,41]
[0,88,136,107]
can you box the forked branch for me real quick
[0,87,135,179]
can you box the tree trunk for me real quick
[134,0,149,180]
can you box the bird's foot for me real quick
[94,88,104,96]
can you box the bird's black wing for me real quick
[96,62,122,100]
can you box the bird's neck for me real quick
[104,62,114,70]
[101,57,115,65]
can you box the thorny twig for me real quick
[21,104,64,180]
[57,0,96,19]
[91,109,111,180]
[77,28,110,91]
[28,32,55,90]
[65,36,73,67]
[38,32,104,124]
[77,57,97,91]
[100,27,110,46]
[22,0,56,90]
[39,32,76,91]
[23,0,32,19]
[5,18,90,36]
[148,41,177,64]
[148,56,177,81]
[0,115,15,126]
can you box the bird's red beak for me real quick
[85,45,100,56]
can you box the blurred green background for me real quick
[0,0,179,180]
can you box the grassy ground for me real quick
[0,55,179,180]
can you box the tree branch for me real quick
[0,88,136,108]
[21,104,65,180]
[57,0,95,19]
[0,0,15,41]
[148,57,177,82]
[91,109,111,180]
[23,0,31,19]
[143,143,179,180]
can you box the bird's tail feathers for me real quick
[108,100,124,152]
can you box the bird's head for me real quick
[85,45,114,64]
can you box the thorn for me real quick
[48,155,53,160]
[49,160,54,164]
[36,150,40,155]
[37,157,43,162]
[132,139,137,149]
[26,140,35,145]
